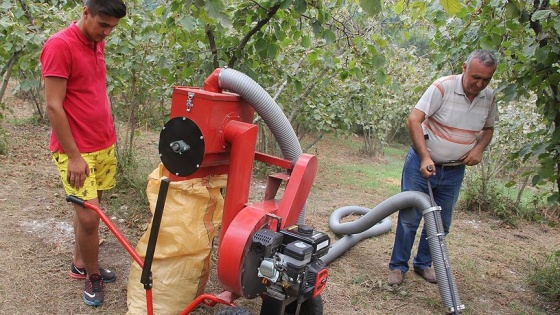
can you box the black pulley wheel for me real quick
[158,116,205,176]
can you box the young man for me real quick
[388,50,498,286]
[40,0,126,306]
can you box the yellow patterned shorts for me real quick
[53,145,117,201]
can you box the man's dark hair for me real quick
[466,50,498,67]
[85,0,127,18]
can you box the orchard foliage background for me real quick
[1,0,559,209]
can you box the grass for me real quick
[0,126,7,155]
[528,250,560,304]
[332,163,401,195]
[315,136,407,198]
[458,169,554,227]
[9,115,44,126]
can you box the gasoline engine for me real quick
[247,224,330,311]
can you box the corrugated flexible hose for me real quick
[425,165,464,314]
[218,68,304,223]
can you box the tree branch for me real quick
[530,0,548,47]
[272,56,306,101]
[287,67,331,122]
[0,52,20,105]
[17,0,34,24]
[227,3,282,68]
[205,24,220,69]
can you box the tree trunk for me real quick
[0,52,20,105]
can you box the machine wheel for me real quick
[285,295,323,315]
[214,306,254,315]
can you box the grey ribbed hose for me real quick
[218,68,305,224]
[329,191,432,235]
[218,68,302,162]
[328,191,463,314]
[326,191,430,265]
[423,206,464,314]
[321,213,391,265]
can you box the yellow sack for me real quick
[126,163,227,315]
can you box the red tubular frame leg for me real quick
[219,120,258,242]
[178,293,237,315]
[79,200,154,315]
[81,200,144,267]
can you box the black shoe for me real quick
[70,261,116,283]
[83,274,104,306]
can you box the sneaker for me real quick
[83,274,104,306]
[70,262,116,283]
[388,269,405,285]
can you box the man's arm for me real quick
[44,76,89,189]
[406,108,435,177]
[461,126,494,166]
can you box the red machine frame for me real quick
[67,69,326,314]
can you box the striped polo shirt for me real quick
[416,74,498,163]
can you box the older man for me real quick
[388,50,498,286]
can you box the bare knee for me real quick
[74,205,100,235]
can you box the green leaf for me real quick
[311,20,323,35]
[370,53,385,69]
[548,193,559,204]
[549,73,560,88]
[532,174,542,186]
[523,42,537,58]
[205,0,232,28]
[360,0,382,16]
[393,0,405,14]
[534,142,549,157]
[154,5,166,17]
[501,83,517,103]
[294,79,303,92]
[274,24,286,41]
[294,0,307,14]
[279,0,293,10]
[323,29,336,44]
[375,69,387,84]
[1,1,12,9]
[480,36,495,50]
[504,2,520,19]
[439,0,462,15]
[532,10,554,22]
[255,38,267,51]
[179,15,196,30]
[307,51,318,63]
[505,181,516,188]
[301,35,311,48]
[267,44,278,58]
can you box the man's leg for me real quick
[70,147,117,285]
[389,207,424,272]
[413,166,465,283]
[388,148,427,284]
[73,198,101,278]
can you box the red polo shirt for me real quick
[40,22,116,153]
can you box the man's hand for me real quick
[461,148,484,166]
[420,159,436,178]
[67,156,89,189]
[462,127,494,166]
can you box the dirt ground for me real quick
[1,89,559,315]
